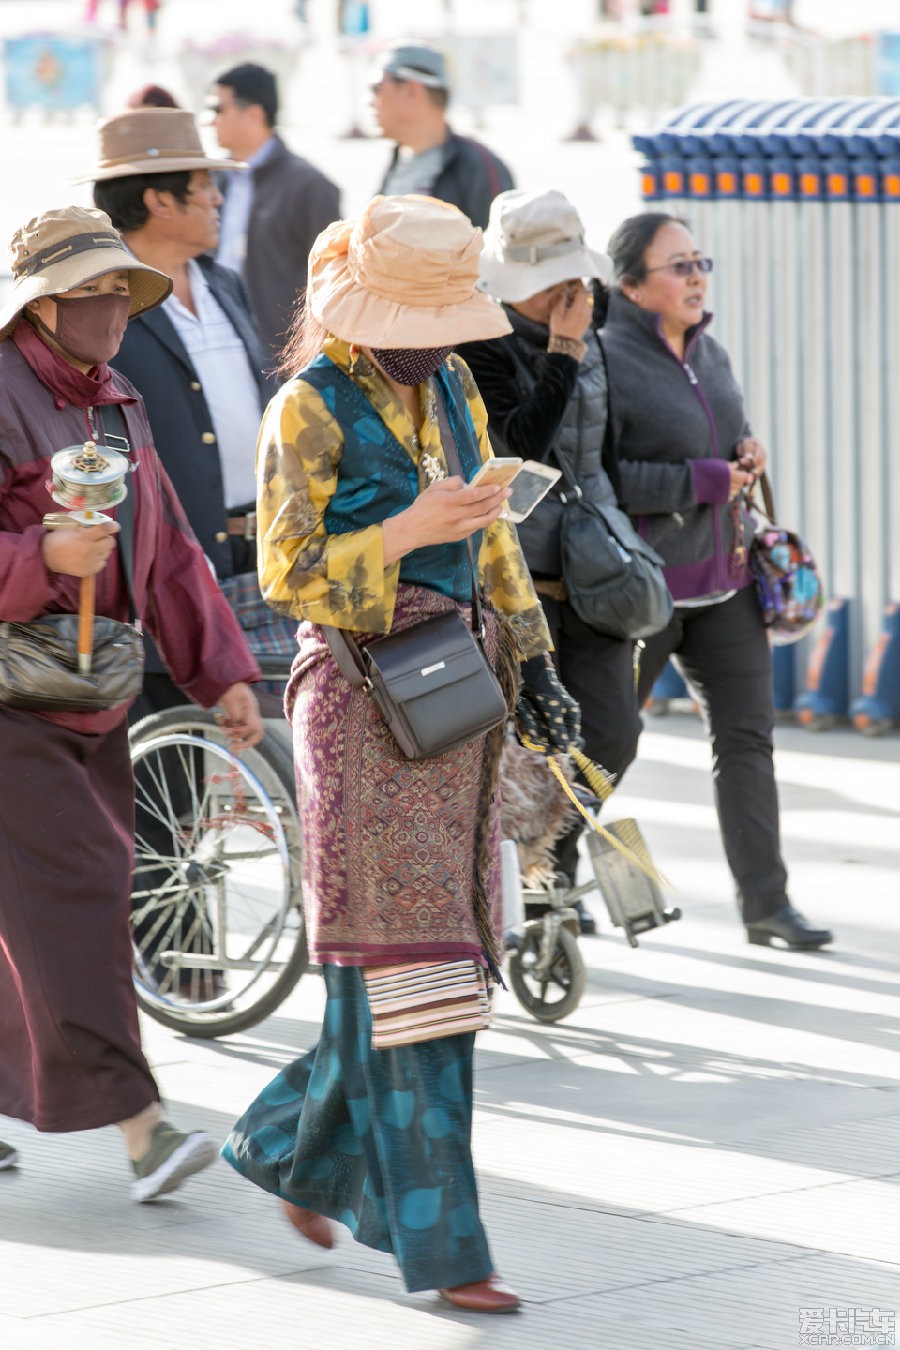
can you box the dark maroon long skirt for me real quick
[0,706,159,1132]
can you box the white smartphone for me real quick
[468,456,523,490]
[504,460,562,524]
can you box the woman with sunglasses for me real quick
[601,212,833,952]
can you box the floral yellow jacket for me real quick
[256,337,550,659]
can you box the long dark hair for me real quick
[276,291,327,378]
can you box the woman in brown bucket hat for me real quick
[0,205,264,1197]
[222,194,581,1313]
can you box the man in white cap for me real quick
[371,40,513,229]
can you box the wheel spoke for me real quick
[129,720,304,1033]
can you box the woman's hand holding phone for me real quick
[382,476,511,565]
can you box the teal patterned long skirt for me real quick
[221,965,494,1293]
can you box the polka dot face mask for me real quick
[369,345,453,386]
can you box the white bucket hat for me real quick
[478,189,611,304]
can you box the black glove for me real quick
[515,654,581,756]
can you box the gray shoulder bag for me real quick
[323,386,508,760]
[0,406,145,713]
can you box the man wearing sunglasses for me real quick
[212,63,340,361]
[371,41,513,229]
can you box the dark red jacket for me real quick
[0,337,260,734]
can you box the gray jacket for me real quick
[602,290,754,602]
[459,307,619,577]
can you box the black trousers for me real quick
[537,594,642,885]
[635,585,789,924]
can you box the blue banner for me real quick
[4,36,101,113]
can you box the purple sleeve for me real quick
[690,458,731,505]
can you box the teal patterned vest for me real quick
[301,356,484,603]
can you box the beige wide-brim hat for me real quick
[478,188,612,304]
[75,107,244,183]
[307,195,512,348]
[0,205,172,341]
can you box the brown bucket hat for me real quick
[75,107,244,183]
[0,205,172,341]
[307,194,511,348]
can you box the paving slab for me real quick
[1,718,898,1349]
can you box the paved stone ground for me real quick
[2,713,898,1350]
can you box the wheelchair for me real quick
[128,657,680,1038]
[128,651,308,1038]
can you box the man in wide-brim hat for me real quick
[0,202,263,1197]
[82,106,283,981]
[83,107,271,595]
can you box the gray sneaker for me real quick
[0,1141,18,1171]
[131,1121,217,1203]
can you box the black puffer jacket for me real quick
[459,307,620,576]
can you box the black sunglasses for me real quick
[644,257,714,278]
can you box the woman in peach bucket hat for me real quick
[222,195,581,1313]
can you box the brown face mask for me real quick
[32,292,131,367]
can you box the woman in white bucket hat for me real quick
[460,189,642,921]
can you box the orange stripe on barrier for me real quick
[827,172,848,196]
[855,174,876,197]
[689,172,710,196]
[883,173,900,197]
[717,170,737,193]
[642,172,657,197]
[664,171,683,193]
[744,172,764,196]
[771,171,792,196]
[800,172,819,196]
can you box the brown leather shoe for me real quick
[438,1273,521,1313]
[280,1200,335,1249]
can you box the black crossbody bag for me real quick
[323,386,508,760]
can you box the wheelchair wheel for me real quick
[129,708,307,1038]
[507,925,585,1024]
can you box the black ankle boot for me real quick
[745,904,833,950]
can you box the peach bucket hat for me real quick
[306,195,511,348]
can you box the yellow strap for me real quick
[518,736,668,888]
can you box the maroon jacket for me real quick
[0,335,260,734]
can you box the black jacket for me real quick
[224,135,341,360]
[380,128,513,229]
[459,308,619,576]
[110,255,274,583]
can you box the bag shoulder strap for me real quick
[97,404,137,622]
[749,470,778,525]
[431,380,484,636]
[322,371,483,682]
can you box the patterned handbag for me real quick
[748,474,825,645]
[363,960,492,1049]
